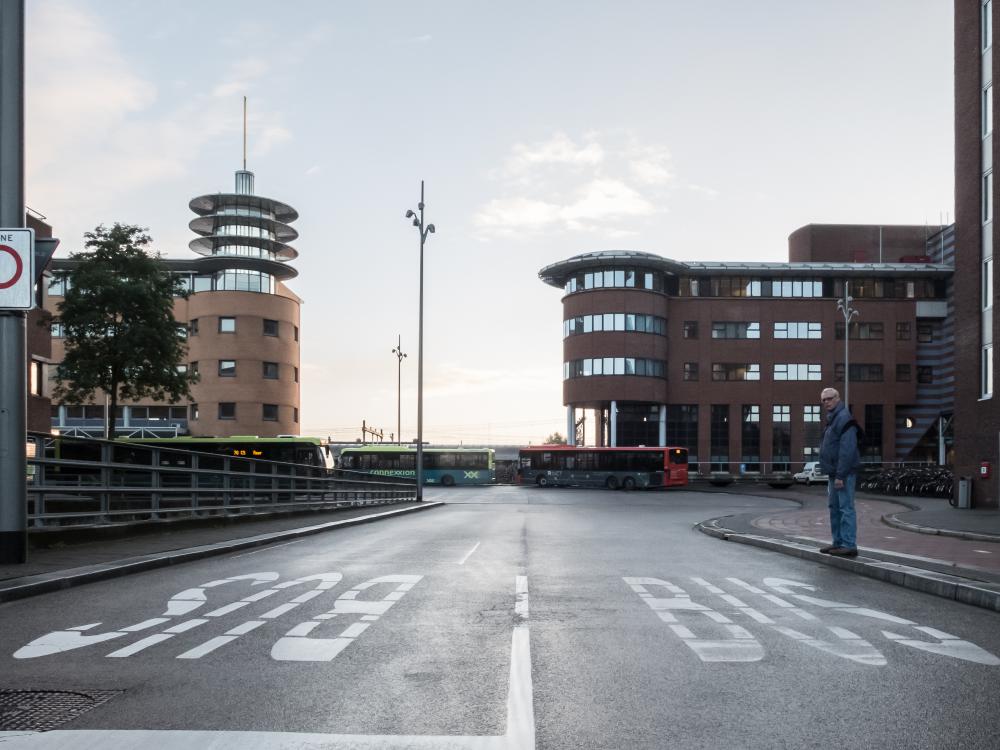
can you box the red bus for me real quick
[517,445,688,490]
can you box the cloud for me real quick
[25,1,291,247]
[424,364,554,399]
[474,131,670,239]
[688,184,720,200]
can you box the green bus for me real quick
[119,436,329,467]
[338,446,495,486]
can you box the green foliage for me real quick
[544,432,567,445]
[53,223,197,437]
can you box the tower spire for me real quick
[242,95,247,171]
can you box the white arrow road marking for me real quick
[625,577,763,662]
[0,576,536,750]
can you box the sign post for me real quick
[0,0,27,564]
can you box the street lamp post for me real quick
[837,281,860,409]
[405,181,435,501]
[391,334,407,445]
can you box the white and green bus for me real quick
[338,446,495,486]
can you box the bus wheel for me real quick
[622,476,636,491]
[537,475,550,487]
[441,474,455,487]
[606,476,620,490]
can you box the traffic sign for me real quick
[0,228,34,310]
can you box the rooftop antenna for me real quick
[242,95,247,171]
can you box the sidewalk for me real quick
[694,483,1000,613]
[0,501,441,604]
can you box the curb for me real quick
[0,502,444,604]
[881,512,1000,544]
[697,518,1000,613]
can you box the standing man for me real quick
[818,387,861,556]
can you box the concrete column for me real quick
[57,404,66,428]
[123,405,131,428]
[659,404,667,447]
[566,405,575,446]
[610,400,618,447]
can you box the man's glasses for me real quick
[820,397,836,402]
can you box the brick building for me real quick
[539,224,953,475]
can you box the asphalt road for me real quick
[1,485,998,749]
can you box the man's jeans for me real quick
[827,474,857,550]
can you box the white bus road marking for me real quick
[0,577,536,750]
[626,576,1000,666]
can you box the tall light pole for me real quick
[391,334,407,445]
[405,182,434,501]
[837,281,859,409]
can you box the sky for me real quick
[24,0,955,446]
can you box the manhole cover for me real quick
[0,690,121,731]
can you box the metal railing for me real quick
[25,432,417,528]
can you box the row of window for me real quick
[206,360,299,381]
[48,270,281,298]
[196,402,298,422]
[561,272,946,301]
[569,360,937,383]
[563,313,667,337]
[564,358,667,379]
[190,317,298,339]
[215,206,277,220]
[678,320,935,341]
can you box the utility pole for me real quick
[392,334,406,445]
[0,0,26,564]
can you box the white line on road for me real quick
[458,541,481,565]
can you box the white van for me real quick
[793,462,829,485]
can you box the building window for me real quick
[263,319,279,336]
[219,316,236,333]
[772,405,791,472]
[774,363,821,381]
[710,404,729,472]
[741,405,760,472]
[835,322,884,340]
[263,403,279,421]
[219,360,236,377]
[563,358,666,379]
[863,405,883,463]
[835,364,884,382]
[917,366,934,384]
[803,405,821,422]
[190,403,199,420]
[190,318,199,336]
[563,313,666,337]
[29,360,44,396]
[50,322,64,338]
[917,322,934,343]
[294,366,299,383]
[683,321,699,339]
[896,322,911,340]
[176,324,188,340]
[985,0,993,51]
[773,322,821,339]
[683,362,699,381]
[771,279,823,298]
[985,259,994,310]
[666,405,699,471]
[986,84,994,137]
[263,361,279,379]
[711,322,760,339]
[985,171,993,225]
[176,364,188,374]
[294,407,299,423]
[191,361,199,376]
[896,364,911,382]
[218,402,236,420]
[711,363,760,381]
[984,345,994,398]
[294,325,299,342]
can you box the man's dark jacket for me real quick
[819,401,861,480]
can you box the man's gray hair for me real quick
[821,387,840,399]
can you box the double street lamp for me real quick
[405,181,434,501]
[391,335,407,445]
[837,281,860,409]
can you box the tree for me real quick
[544,432,567,445]
[53,223,197,438]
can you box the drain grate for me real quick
[0,690,121,731]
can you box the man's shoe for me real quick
[819,545,837,553]
[829,547,858,557]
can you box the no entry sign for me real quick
[0,228,34,310]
